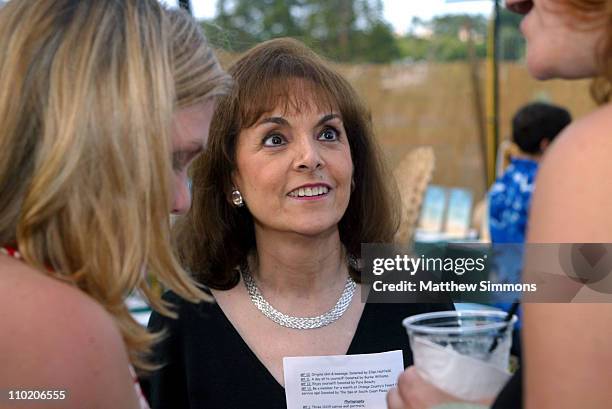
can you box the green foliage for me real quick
[204,0,399,63]
[399,9,523,63]
[352,21,400,63]
[430,14,488,37]
[430,35,487,61]
[498,8,525,61]
[202,1,524,64]
[397,36,429,61]
[400,14,489,62]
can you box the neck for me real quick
[249,226,348,300]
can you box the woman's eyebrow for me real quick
[256,116,289,126]
[317,113,341,126]
[255,113,340,127]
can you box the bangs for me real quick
[238,76,339,129]
[228,39,348,129]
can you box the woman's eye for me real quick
[318,127,339,141]
[263,134,286,147]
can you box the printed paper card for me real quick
[283,350,404,409]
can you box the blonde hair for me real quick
[0,0,228,371]
[168,8,232,108]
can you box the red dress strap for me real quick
[1,245,21,259]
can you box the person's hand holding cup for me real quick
[388,310,517,408]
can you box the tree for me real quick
[430,14,488,38]
[498,8,525,61]
[398,12,525,63]
[353,21,400,63]
[205,0,401,63]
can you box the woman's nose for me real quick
[294,137,324,171]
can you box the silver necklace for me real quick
[241,264,357,330]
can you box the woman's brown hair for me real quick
[175,37,399,290]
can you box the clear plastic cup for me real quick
[402,310,517,400]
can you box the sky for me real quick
[161,0,494,35]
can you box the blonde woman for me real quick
[0,1,230,408]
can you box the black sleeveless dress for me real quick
[140,291,451,409]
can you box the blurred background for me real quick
[128,0,594,323]
[162,0,594,204]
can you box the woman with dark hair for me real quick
[388,0,612,408]
[145,38,448,409]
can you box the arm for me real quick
[523,107,612,408]
[0,262,140,409]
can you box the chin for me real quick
[527,47,598,80]
[291,220,339,237]
[527,62,555,80]
[526,55,571,81]
[525,47,556,80]
[296,226,335,237]
[528,62,597,81]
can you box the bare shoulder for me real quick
[0,257,139,409]
[524,105,612,407]
[528,104,612,242]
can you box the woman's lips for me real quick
[287,184,331,199]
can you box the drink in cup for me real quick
[402,310,517,401]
